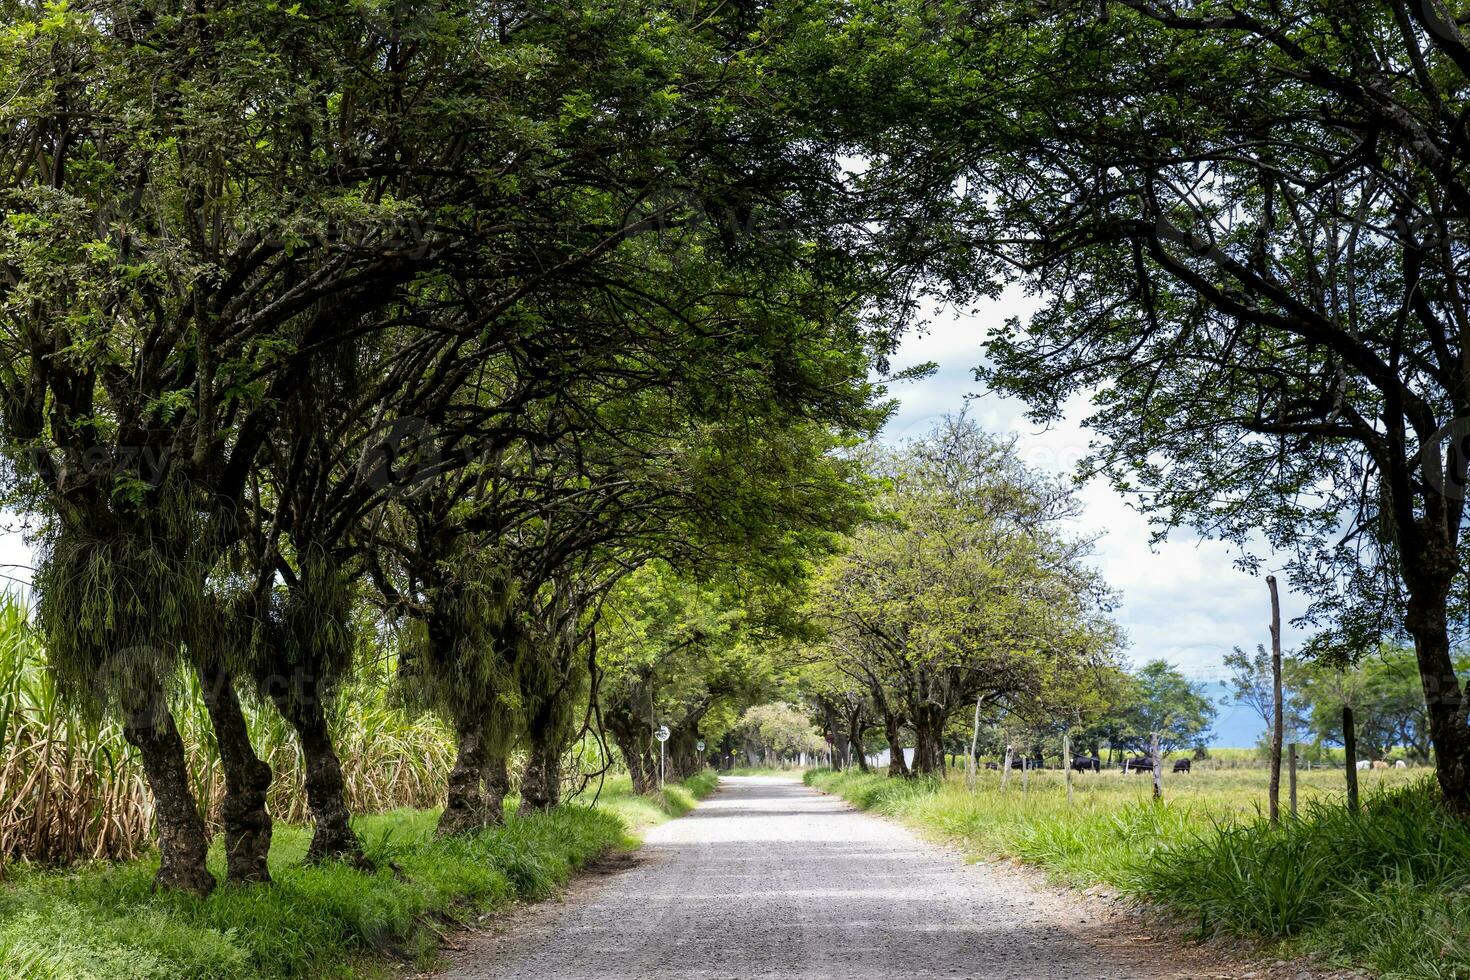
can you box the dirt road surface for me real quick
[438,775,1262,980]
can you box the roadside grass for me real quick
[591,770,719,837]
[0,772,716,980]
[806,766,1467,978]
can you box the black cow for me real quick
[984,761,999,771]
[1172,758,1192,773]
[1123,757,1156,774]
[1071,756,1102,773]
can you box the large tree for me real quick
[814,417,1121,776]
[806,0,1470,808]
[0,0,517,892]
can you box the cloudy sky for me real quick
[880,291,1310,746]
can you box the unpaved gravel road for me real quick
[438,776,1252,980]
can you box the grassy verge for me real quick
[588,770,719,837]
[0,772,717,980]
[807,767,1470,978]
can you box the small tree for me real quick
[1115,661,1217,756]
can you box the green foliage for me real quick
[810,416,1122,771]
[0,804,623,979]
[1112,660,1217,755]
[735,703,825,760]
[1141,781,1470,976]
[1290,647,1470,762]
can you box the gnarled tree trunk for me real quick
[606,706,654,794]
[124,699,215,896]
[483,750,510,826]
[199,663,273,883]
[911,703,945,776]
[1406,588,1470,812]
[270,671,365,865]
[439,715,487,837]
[519,726,563,812]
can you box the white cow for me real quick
[1395,760,1408,769]
[1355,760,1372,771]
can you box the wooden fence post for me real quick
[967,694,982,792]
[1344,706,1359,814]
[1288,742,1298,817]
[1268,574,1283,828]
[1064,734,1074,806]
[1150,731,1162,801]
[1001,744,1013,792]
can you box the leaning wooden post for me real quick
[1343,705,1360,814]
[1267,574,1283,828]
[967,694,983,792]
[1001,744,1013,792]
[1288,742,1298,817]
[1022,757,1030,794]
[1064,734,1074,806]
[1150,731,1162,801]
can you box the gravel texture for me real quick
[438,775,1243,980]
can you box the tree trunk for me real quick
[438,715,487,837]
[1406,593,1470,812]
[199,663,273,884]
[273,678,366,865]
[911,705,943,776]
[610,724,651,793]
[847,708,868,772]
[519,727,563,813]
[482,751,510,827]
[884,711,911,779]
[123,701,216,896]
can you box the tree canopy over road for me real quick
[5,0,1470,936]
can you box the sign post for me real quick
[655,725,670,790]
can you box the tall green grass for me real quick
[0,805,621,980]
[1140,782,1470,977]
[0,770,718,979]
[807,767,1466,978]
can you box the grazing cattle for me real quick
[984,761,999,771]
[1124,757,1156,773]
[1071,756,1102,773]
[1394,760,1408,769]
[1172,758,1192,773]
[1372,760,1390,770]
[1355,760,1372,771]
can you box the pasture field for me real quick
[0,772,716,980]
[807,766,1470,980]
